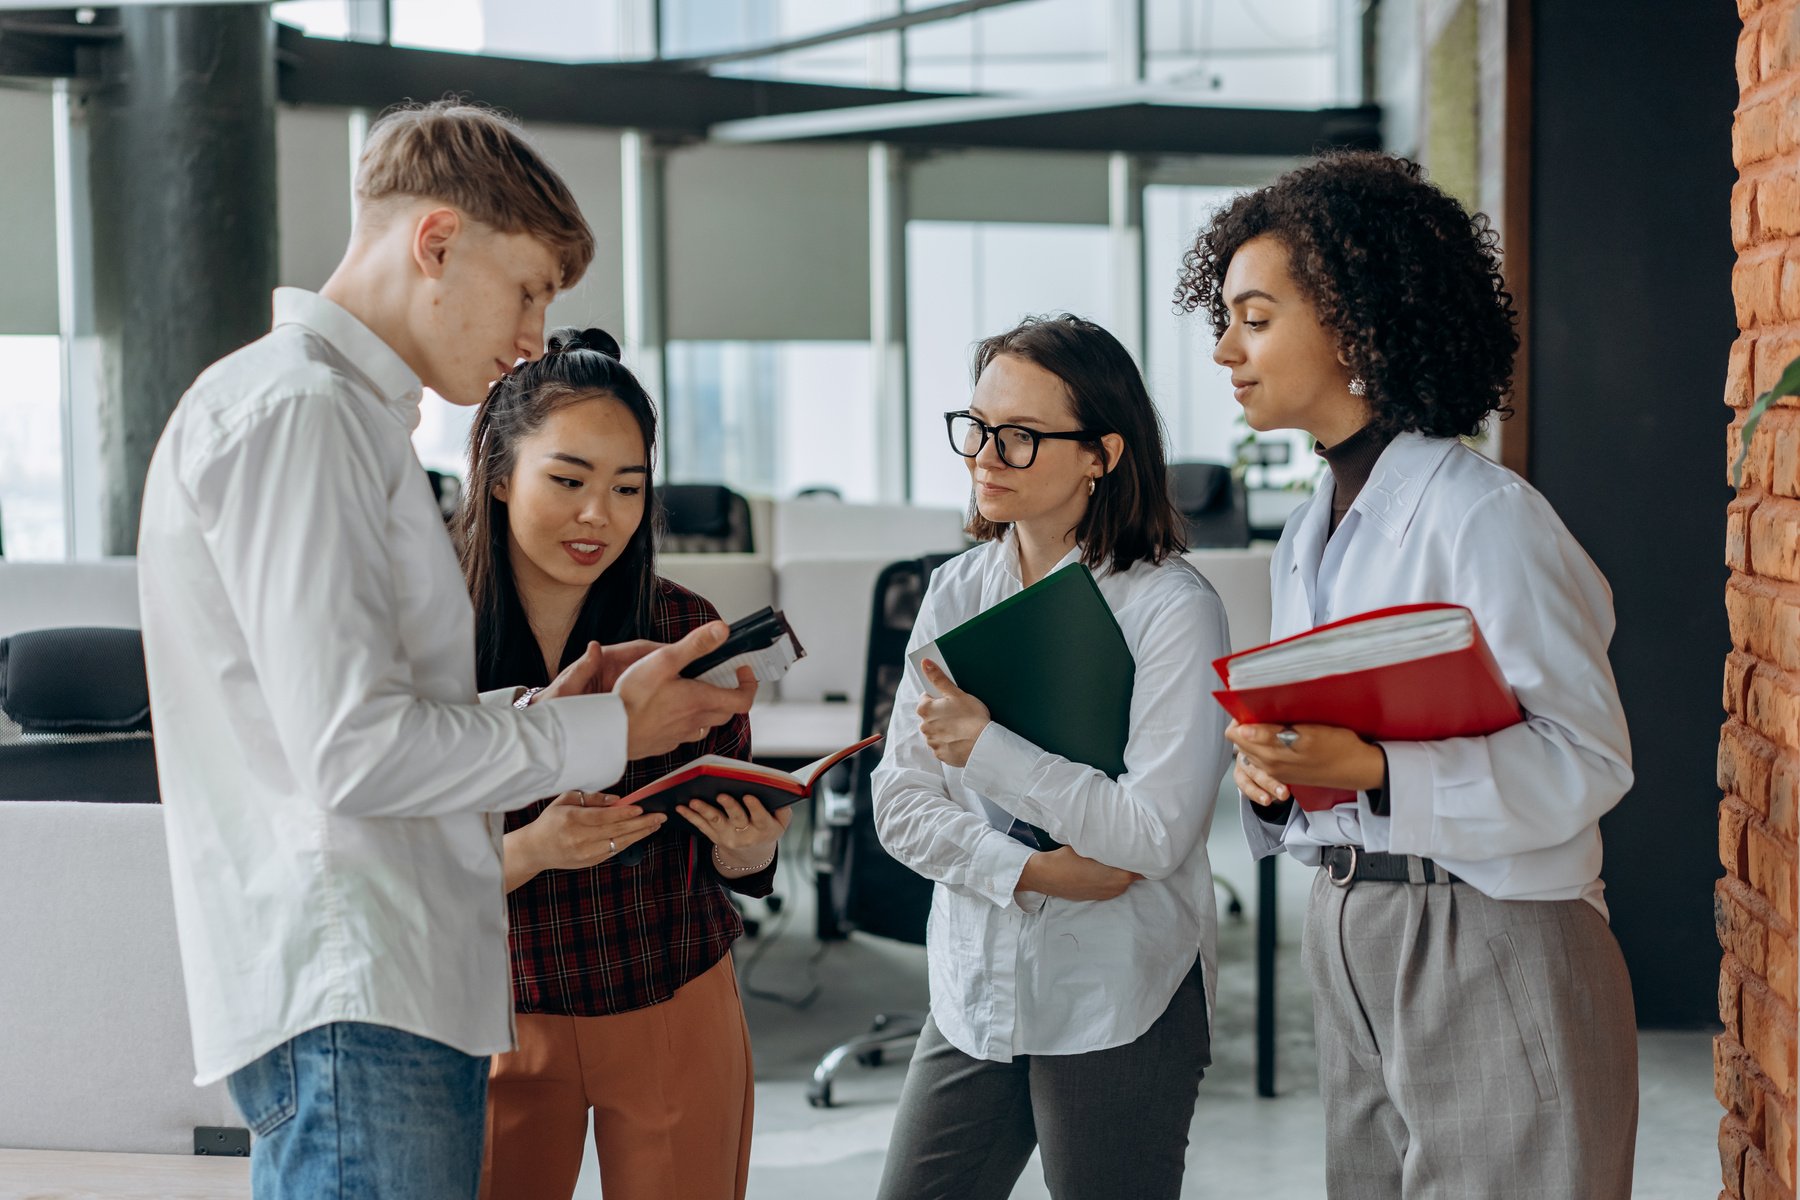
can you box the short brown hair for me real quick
[356,99,595,288]
[966,315,1185,574]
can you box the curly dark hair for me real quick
[1173,151,1518,440]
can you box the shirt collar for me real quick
[1345,431,1459,545]
[998,528,1085,585]
[271,287,424,429]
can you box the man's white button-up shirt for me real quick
[138,288,627,1085]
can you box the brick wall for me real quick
[1724,4,1800,1198]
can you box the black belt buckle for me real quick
[1326,845,1358,887]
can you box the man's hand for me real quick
[538,641,604,703]
[615,621,757,760]
[599,640,660,693]
[1017,846,1140,902]
[916,660,991,769]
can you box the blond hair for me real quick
[355,99,594,288]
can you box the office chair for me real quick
[0,626,159,804]
[657,484,755,553]
[424,468,463,525]
[1169,462,1251,549]
[807,553,957,1108]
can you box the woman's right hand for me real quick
[504,791,667,891]
[1017,845,1141,902]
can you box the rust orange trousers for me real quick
[479,955,754,1200]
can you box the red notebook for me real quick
[618,733,883,815]
[1212,603,1522,811]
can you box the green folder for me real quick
[911,562,1136,849]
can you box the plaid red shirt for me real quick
[503,577,774,1016]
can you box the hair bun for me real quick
[547,326,622,361]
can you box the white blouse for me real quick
[872,534,1231,1062]
[1241,433,1634,915]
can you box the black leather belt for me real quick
[1321,846,1461,887]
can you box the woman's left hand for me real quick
[916,660,992,769]
[1225,721,1387,794]
[676,793,792,871]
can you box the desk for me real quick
[749,700,862,760]
[0,1148,249,1199]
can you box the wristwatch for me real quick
[513,686,544,711]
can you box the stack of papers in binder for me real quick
[1212,604,1522,810]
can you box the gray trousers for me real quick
[876,959,1209,1200]
[1304,869,1638,1200]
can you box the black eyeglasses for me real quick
[944,411,1107,470]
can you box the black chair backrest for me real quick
[827,552,960,945]
[1169,461,1251,549]
[0,627,159,803]
[658,484,755,553]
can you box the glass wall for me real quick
[0,336,67,559]
[1145,0,1345,103]
[1144,183,1317,488]
[665,341,877,501]
[905,221,1114,509]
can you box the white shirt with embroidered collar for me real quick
[1240,431,1634,916]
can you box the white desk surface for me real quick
[750,700,863,760]
[0,1148,249,1199]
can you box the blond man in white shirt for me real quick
[137,101,754,1200]
[872,315,1231,1200]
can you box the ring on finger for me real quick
[1276,725,1301,749]
[608,837,617,856]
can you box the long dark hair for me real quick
[966,314,1186,574]
[455,327,660,691]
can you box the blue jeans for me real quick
[227,1022,490,1200]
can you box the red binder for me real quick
[1212,603,1523,811]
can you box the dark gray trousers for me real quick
[875,959,1209,1200]
[1304,869,1638,1199]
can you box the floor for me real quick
[1,813,1723,1199]
[577,810,1726,1199]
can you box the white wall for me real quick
[664,141,871,341]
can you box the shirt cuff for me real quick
[967,826,1037,911]
[1378,740,1434,857]
[479,686,525,710]
[960,721,1040,809]
[1239,793,1293,860]
[542,693,629,795]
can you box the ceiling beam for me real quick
[710,86,1382,157]
[274,23,954,135]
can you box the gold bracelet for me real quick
[713,844,775,874]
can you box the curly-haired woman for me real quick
[1178,151,1637,1199]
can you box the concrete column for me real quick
[87,3,278,554]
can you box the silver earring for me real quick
[1348,377,1367,397]
[1087,477,1097,496]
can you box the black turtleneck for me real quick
[1316,422,1394,535]
[1250,421,1397,827]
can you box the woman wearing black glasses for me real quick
[871,314,1231,1200]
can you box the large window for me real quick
[664,341,877,502]
[0,336,66,559]
[906,221,1114,509]
[1143,184,1316,489]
